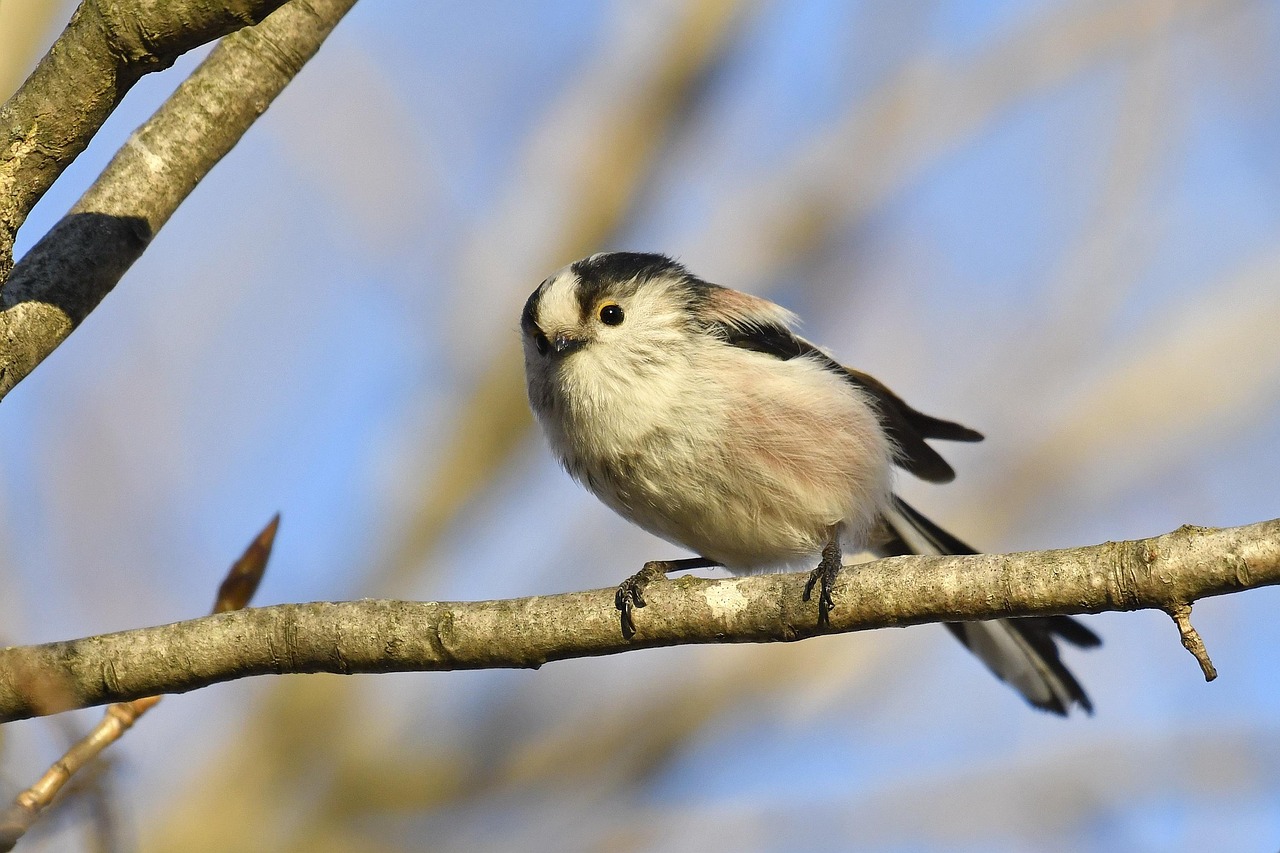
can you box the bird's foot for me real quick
[802,540,843,627]
[615,561,671,640]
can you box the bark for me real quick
[0,0,357,401]
[1,518,1275,723]
[0,0,294,280]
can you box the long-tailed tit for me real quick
[521,252,1099,715]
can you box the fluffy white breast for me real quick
[523,269,896,571]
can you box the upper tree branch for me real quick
[0,0,356,402]
[1,518,1276,723]
[0,0,294,282]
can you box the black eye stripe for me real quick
[534,331,550,355]
[599,303,624,326]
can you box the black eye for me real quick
[534,331,550,355]
[599,303,624,326]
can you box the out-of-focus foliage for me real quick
[2,2,1279,851]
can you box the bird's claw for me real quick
[802,541,842,627]
[615,562,667,640]
[615,581,645,640]
[802,566,836,626]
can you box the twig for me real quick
[0,515,279,852]
[1167,602,1217,681]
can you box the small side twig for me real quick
[0,514,279,852]
[1168,602,1217,682]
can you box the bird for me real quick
[520,251,1099,714]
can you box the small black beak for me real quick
[552,333,586,355]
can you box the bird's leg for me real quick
[802,536,843,627]
[616,557,720,640]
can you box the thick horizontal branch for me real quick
[1,518,1276,722]
[0,0,356,402]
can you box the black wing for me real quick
[709,319,982,483]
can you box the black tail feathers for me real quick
[879,497,1099,716]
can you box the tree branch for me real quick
[1,518,1275,723]
[0,515,278,852]
[0,0,356,403]
[0,0,295,282]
